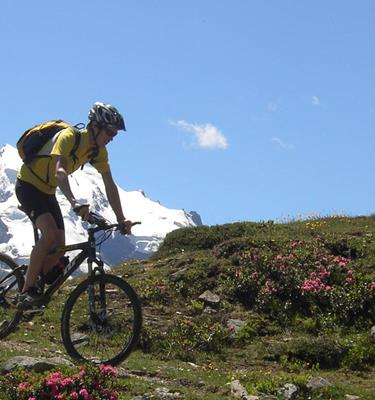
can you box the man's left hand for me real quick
[118,220,136,235]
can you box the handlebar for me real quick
[87,212,141,233]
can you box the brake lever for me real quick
[87,212,108,227]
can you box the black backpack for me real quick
[17,120,84,165]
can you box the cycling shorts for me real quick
[15,179,65,230]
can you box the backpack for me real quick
[17,120,83,165]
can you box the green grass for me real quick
[1,215,375,399]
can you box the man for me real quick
[15,102,134,309]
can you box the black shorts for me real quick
[15,179,65,230]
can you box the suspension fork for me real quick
[86,230,107,321]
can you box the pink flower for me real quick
[28,397,37,400]
[370,283,375,290]
[69,392,79,399]
[18,382,31,390]
[79,388,90,400]
[301,277,328,294]
[61,377,74,387]
[50,372,63,379]
[333,256,350,268]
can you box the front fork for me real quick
[86,242,107,326]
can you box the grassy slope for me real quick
[1,216,375,399]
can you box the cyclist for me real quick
[15,102,135,309]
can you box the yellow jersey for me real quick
[17,127,110,194]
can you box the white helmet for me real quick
[88,102,126,130]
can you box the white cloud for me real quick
[312,96,320,105]
[271,136,294,149]
[267,102,278,112]
[170,120,228,150]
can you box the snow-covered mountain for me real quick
[0,144,201,271]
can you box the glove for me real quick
[118,220,134,235]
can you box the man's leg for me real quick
[41,229,65,276]
[22,213,61,293]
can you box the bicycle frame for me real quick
[28,222,109,303]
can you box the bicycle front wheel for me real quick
[0,253,24,339]
[61,274,142,366]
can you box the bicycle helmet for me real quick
[88,102,126,131]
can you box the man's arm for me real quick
[55,156,77,206]
[101,170,126,222]
[55,156,89,219]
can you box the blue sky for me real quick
[1,1,374,225]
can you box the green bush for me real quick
[342,335,375,370]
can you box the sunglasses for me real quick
[103,126,118,138]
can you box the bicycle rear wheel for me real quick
[61,274,142,365]
[0,253,24,339]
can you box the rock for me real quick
[370,326,375,339]
[229,379,259,399]
[278,383,298,399]
[202,306,217,314]
[132,396,151,400]
[169,268,188,282]
[306,377,334,390]
[0,356,73,374]
[227,319,246,336]
[154,387,183,399]
[198,290,220,304]
[345,395,361,400]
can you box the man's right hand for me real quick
[73,204,90,221]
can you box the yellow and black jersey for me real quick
[17,127,110,194]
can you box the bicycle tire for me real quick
[61,274,142,366]
[0,253,24,339]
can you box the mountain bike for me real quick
[0,210,142,366]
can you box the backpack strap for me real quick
[70,126,82,167]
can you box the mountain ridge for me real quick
[0,144,201,270]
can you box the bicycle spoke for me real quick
[62,275,142,365]
[0,254,24,339]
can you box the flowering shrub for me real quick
[2,364,119,400]
[221,238,375,326]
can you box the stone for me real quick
[345,395,361,400]
[227,319,246,336]
[154,387,183,399]
[198,290,220,304]
[202,306,217,314]
[278,383,298,399]
[370,325,375,339]
[0,355,73,374]
[306,377,334,390]
[229,379,259,399]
